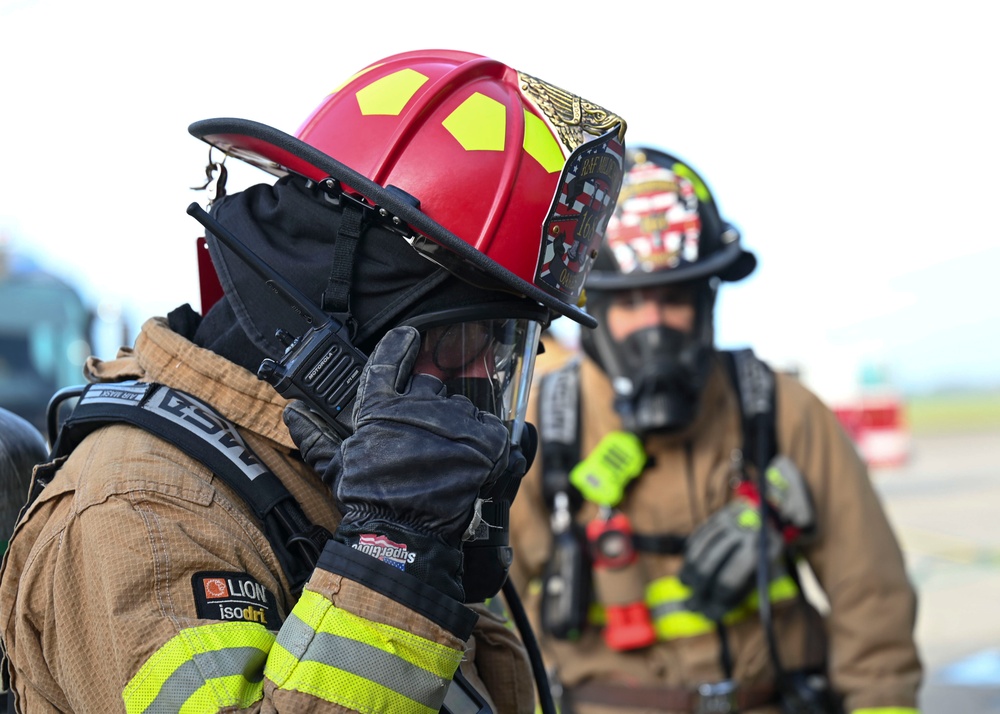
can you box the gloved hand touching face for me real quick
[679,498,783,622]
[283,325,512,602]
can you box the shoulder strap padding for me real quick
[51,381,328,592]
[720,348,778,475]
[537,358,584,512]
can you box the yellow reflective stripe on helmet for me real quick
[122,621,273,714]
[265,588,461,713]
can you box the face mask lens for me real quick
[427,322,495,372]
[414,318,541,444]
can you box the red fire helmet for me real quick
[190,49,627,327]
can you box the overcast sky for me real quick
[1,0,997,399]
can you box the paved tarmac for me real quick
[871,428,1000,712]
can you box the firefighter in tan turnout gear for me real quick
[509,147,922,713]
[0,49,627,713]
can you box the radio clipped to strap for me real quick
[48,381,330,594]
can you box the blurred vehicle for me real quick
[782,355,911,470]
[0,247,93,434]
[830,361,911,469]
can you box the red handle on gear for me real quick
[604,602,657,651]
[587,511,657,651]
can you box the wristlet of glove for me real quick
[283,326,511,603]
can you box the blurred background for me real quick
[1,1,997,710]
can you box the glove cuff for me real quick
[335,519,465,601]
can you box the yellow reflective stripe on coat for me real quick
[645,578,741,639]
[265,588,462,713]
[122,621,273,713]
[645,574,800,641]
[851,709,919,714]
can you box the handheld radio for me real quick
[187,202,367,440]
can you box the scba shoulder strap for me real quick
[45,380,330,594]
[537,356,584,512]
[719,348,778,474]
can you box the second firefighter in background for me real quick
[509,147,922,713]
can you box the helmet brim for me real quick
[189,117,598,329]
[584,241,757,291]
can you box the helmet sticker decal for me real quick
[606,161,702,275]
[536,129,625,301]
[518,72,625,151]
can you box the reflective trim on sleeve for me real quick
[264,588,462,713]
[122,621,273,714]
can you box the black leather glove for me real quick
[679,498,783,622]
[283,325,511,602]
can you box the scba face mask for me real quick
[583,282,717,436]
[607,323,713,436]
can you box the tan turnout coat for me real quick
[0,317,534,713]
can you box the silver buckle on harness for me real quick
[695,680,738,714]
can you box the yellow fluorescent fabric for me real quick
[265,588,461,712]
[645,575,801,641]
[122,621,274,714]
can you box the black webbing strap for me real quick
[49,381,329,593]
[631,532,687,555]
[322,202,365,316]
[537,358,584,513]
[720,349,778,475]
